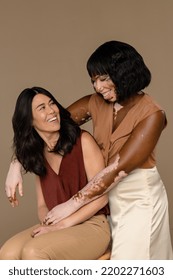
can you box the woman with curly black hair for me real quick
[0,87,110,259]
[5,41,173,259]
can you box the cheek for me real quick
[110,83,115,90]
[107,79,115,87]
[32,120,40,130]
[92,82,96,90]
[32,114,45,129]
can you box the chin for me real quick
[108,97,116,103]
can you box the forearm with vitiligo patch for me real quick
[72,108,91,125]
[42,154,127,225]
[72,154,127,206]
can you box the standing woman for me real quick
[0,87,110,260]
[45,41,173,259]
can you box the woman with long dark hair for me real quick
[0,87,110,259]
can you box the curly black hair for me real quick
[12,87,81,176]
[87,40,151,102]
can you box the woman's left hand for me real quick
[31,224,56,237]
[31,220,67,237]
[43,199,77,225]
[31,225,53,237]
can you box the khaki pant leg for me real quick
[0,224,40,260]
[22,215,110,260]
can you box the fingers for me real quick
[49,219,57,225]
[43,216,55,225]
[17,182,23,197]
[45,218,58,225]
[7,196,14,203]
[5,185,12,199]
[7,193,19,207]
[43,217,52,225]
[43,212,51,224]
[5,182,23,207]
[31,228,40,238]
[5,183,16,199]
[31,225,50,238]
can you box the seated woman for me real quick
[0,86,110,260]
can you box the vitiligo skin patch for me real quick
[72,107,91,125]
[73,154,127,203]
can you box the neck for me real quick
[36,130,60,151]
[46,134,60,151]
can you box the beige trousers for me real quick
[0,214,110,260]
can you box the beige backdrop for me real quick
[0,0,172,248]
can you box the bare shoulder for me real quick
[81,131,97,147]
[81,130,102,158]
[143,110,167,130]
[81,131,104,180]
[153,110,167,127]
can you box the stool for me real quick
[97,247,111,260]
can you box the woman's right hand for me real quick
[5,160,23,207]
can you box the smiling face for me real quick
[32,93,60,135]
[91,74,117,102]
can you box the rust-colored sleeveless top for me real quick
[88,93,167,166]
[40,133,109,215]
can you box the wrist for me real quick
[71,194,85,210]
[11,158,22,170]
[55,219,68,230]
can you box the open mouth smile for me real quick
[47,117,57,122]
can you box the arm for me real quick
[67,94,92,125]
[43,131,108,226]
[44,111,166,222]
[32,195,108,237]
[5,159,23,207]
[35,176,49,223]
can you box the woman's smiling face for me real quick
[91,74,117,102]
[32,93,60,134]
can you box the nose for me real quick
[48,105,55,114]
[94,80,104,92]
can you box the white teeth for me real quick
[103,92,109,98]
[48,117,57,122]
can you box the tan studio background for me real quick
[0,0,172,248]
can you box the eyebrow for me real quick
[35,103,45,109]
[35,98,53,110]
